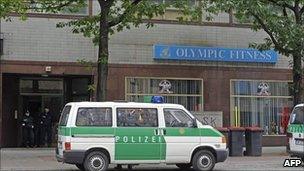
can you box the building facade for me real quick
[0,0,296,147]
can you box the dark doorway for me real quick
[20,95,63,147]
[22,96,42,122]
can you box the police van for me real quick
[287,104,304,161]
[56,98,228,171]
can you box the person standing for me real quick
[39,107,53,147]
[21,110,35,147]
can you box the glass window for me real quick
[20,80,33,93]
[231,80,293,135]
[164,108,194,127]
[126,77,203,112]
[39,80,63,93]
[290,106,304,124]
[117,108,158,127]
[76,108,112,127]
[72,78,90,95]
[20,79,63,94]
[29,1,88,15]
[152,0,196,6]
[59,105,71,126]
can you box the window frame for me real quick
[125,77,204,112]
[26,0,91,17]
[230,79,293,134]
[75,107,113,127]
[116,107,159,128]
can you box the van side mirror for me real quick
[192,118,198,128]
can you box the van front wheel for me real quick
[192,150,215,171]
[84,151,109,171]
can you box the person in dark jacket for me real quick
[21,110,35,147]
[39,107,53,147]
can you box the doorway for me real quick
[20,95,63,146]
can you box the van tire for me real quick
[84,151,109,171]
[75,164,85,171]
[192,150,215,171]
[176,163,192,170]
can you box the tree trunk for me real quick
[96,1,110,102]
[292,54,303,106]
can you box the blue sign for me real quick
[153,44,278,63]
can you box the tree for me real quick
[56,0,194,101]
[204,0,304,105]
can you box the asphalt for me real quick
[0,147,303,171]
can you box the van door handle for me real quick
[154,129,159,135]
[163,129,166,135]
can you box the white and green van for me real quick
[56,101,228,171]
[287,104,304,161]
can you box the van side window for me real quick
[76,108,112,126]
[164,109,194,128]
[59,105,71,126]
[290,106,304,124]
[117,108,158,127]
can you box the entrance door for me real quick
[21,95,63,146]
[115,107,161,162]
[22,96,42,120]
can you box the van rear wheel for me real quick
[176,163,192,170]
[192,150,215,171]
[84,151,109,171]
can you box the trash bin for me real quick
[244,127,263,156]
[216,127,229,147]
[228,127,245,156]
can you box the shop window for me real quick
[117,108,158,127]
[125,77,203,111]
[76,108,112,126]
[231,80,293,135]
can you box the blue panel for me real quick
[153,44,278,63]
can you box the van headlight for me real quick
[221,136,227,144]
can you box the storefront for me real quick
[107,44,294,146]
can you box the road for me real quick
[0,147,303,171]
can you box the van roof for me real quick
[65,101,185,108]
[295,103,304,107]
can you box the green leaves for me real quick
[206,0,304,58]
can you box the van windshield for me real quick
[59,105,71,126]
[290,106,304,124]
